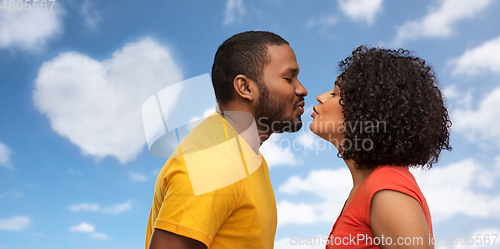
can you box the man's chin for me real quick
[257,114,303,133]
[276,120,302,133]
[290,121,303,133]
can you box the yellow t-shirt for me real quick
[146,112,277,249]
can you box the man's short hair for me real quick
[211,31,289,105]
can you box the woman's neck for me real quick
[332,140,375,188]
[344,159,375,188]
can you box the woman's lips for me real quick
[312,106,319,118]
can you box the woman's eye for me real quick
[330,92,336,96]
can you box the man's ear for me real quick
[233,74,257,102]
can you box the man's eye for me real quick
[284,78,292,82]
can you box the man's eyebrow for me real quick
[283,67,299,74]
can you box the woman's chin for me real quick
[309,123,320,136]
[310,123,326,138]
[309,128,327,141]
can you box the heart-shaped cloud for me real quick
[33,38,182,163]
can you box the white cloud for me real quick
[70,222,110,239]
[441,227,500,249]
[278,168,351,200]
[443,84,460,99]
[129,172,147,183]
[450,227,500,249]
[80,0,101,29]
[68,168,83,175]
[306,14,337,28]
[70,222,95,233]
[277,158,500,227]
[102,201,132,214]
[443,84,474,109]
[260,134,302,167]
[0,216,31,231]
[0,5,63,52]
[68,203,100,212]
[275,235,326,249]
[223,0,246,26]
[451,36,500,76]
[277,200,320,225]
[295,132,318,152]
[277,168,352,225]
[411,158,500,222]
[33,38,183,164]
[0,190,24,199]
[393,0,492,45]
[68,201,132,214]
[90,232,110,240]
[452,87,500,147]
[338,0,383,25]
[188,107,216,124]
[0,142,13,169]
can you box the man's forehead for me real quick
[266,44,299,72]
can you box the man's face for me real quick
[255,44,308,133]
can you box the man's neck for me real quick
[256,125,272,145]
[217,106,261,154]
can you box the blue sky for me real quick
[1,0,500,248]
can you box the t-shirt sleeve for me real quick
[360,167,423,225]
[153,156,241,247]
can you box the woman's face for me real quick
[310,81,345,146]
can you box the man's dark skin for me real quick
[148,230,207,249]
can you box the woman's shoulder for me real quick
[361,165,422,200]
[366,165,416,185]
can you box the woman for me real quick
[310,46,451,249]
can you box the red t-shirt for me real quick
[326,165,433,248]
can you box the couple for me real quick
[146,31,451,249]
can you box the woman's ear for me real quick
[233,74,256,102]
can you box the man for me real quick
[146,31,307,249]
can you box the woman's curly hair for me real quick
[337,46,452,170]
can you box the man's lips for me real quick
[297,102,305,115]
[298,106,304,115]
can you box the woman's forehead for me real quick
[334,77,342,88]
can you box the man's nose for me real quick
[295,80,308,97]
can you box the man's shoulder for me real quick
[179,113,228,153]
